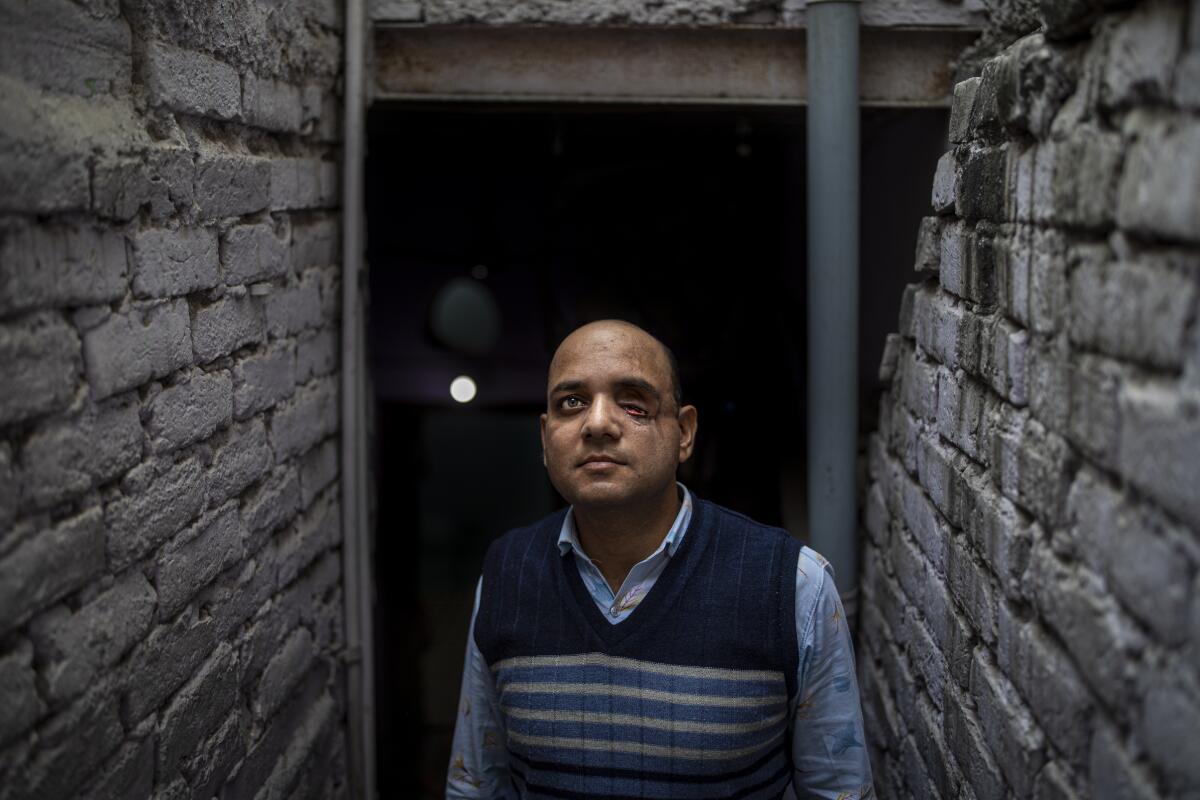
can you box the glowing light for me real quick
[450,375,477,403]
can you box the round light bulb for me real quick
[450,375,477,403]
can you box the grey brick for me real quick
[970,57,1004,142]
[77,730,155,800]
[1002,225,1067,335]
[0,82,91,215]
[1067,353,1127,469]
[91,147,193,222]
[931,151,958,215]
[298,437,338,508]
[156,643,240,780]
[1033,762,1082,800]
[256,626,316,720]
[1117,119,1200,244]
[0,507,105,636]
[916,432,974,528]
[912,693,956,800]
[233,342,296,419]
[1071,256,1196,369]
[290,217,340,272]
[270,377,338,461]
[907,608,949,709]
[265,270,324,338]
[925,572,974,691]
[270,158,338,210]
[900,474,947,575]
[947,536,998,645]
[864,481,889,549]
[142,40,240,121]
[996,604,1093,775]
[222,661,331,800]
[944,684,1006,800]
[949,77,981,144]
[1099,0,1184,109]
[0,0,132,97]
[157,503,246,618]
[200,554,275,643]
[0,224,127,316]
[276,494,338,589]
[243,73,304,132]
[146,370,233,453]
[190,292,266,364]
[1028,542,1143,705]
[242,466,301,538]
[0,312,81,425]
[957,143,1009,222]
[1116,381,1200,529]
[991,409,1074,528]
[183,707,245,800]
[970,648,1045,798]
[1177,50,1200,109]
[4,683,124,800]
[994,33,1076,140]
[105,456,205,570]
[1136,671,1200,795]
[861,659,904,757]
[220,222,289,285]
[1090,721,1162,800]
[19,394,142,510]
[1028,333,1070,435]
[83,299,192,400]
[129,227,219,299]
[121,607,217,723]
[0,640,44,748]
[29,570,156,704]
[295,327,337,383]
[963,471,1034,602]
[900,734,937,800]
[936,369,988,463]
[1052,126,1124,230]
[0,443,13,533]
[207,419,274,506]
[194,151,271,221]
[914,289,982,373]
[979,317,1029,407]
[900,352,938,423]
[254,686,337,800]
[890,526,928,611]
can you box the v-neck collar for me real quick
[558,494,715,651]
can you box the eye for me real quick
[559,396,584,410]
[622,404,647,416]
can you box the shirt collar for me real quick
[558,481,693,559]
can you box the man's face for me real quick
[539,324,697,511]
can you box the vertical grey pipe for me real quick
[341,0,378,796]
[806,0,861,619]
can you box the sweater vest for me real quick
[474,494,803,800]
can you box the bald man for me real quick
[447,320,874,799]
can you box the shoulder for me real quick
[795,544,837,636]
[481,506,568,574]
[699,498,800,550]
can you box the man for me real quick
[447,319,874,799]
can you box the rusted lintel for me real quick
[373,27,975,107]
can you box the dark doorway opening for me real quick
[364,103,946,797]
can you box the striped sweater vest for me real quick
[474,494,803,800]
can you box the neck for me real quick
[573,484,682,594]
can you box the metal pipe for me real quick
[341,0,378,795]
[805,0,861,620]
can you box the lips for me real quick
[578,455,625,466]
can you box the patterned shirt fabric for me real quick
[447,482,875,799]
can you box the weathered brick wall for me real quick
[858,0,1200,798]
[0,1,348,797]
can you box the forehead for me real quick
[547,328,669,390]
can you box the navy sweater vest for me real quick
[474,494,803,800]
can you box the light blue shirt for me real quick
[448,482,875,799]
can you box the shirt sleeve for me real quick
[789,548,876,799]
[446,576,513,799]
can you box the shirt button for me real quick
[610,606,619,616]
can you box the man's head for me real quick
[539,320,698,511]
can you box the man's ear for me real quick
[539,412,548,468]
[677,404,698,463]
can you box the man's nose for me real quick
[581,395,622,439]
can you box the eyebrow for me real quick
[550,376,662,401]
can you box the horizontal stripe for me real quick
[508,725,785,761]
[501,705,787,735]
[493,652,784,683]
[511,754,792,800]
[501,681,786,708]
[510,743,785,785]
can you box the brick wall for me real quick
[858,1,1200,798]
[0,1,348,797]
